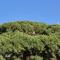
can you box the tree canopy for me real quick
[0,21,60,60]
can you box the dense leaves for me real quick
[0,21,60,60]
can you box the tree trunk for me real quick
[23,55,31,60]
[56,54,60,60]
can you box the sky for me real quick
[0,0,60,24]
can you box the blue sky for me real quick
[0,0,60,24]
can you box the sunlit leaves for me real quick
[0,21,60,60]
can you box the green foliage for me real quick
[31,55,43,60]
[0,21,60,60]
[0,55,5,60]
